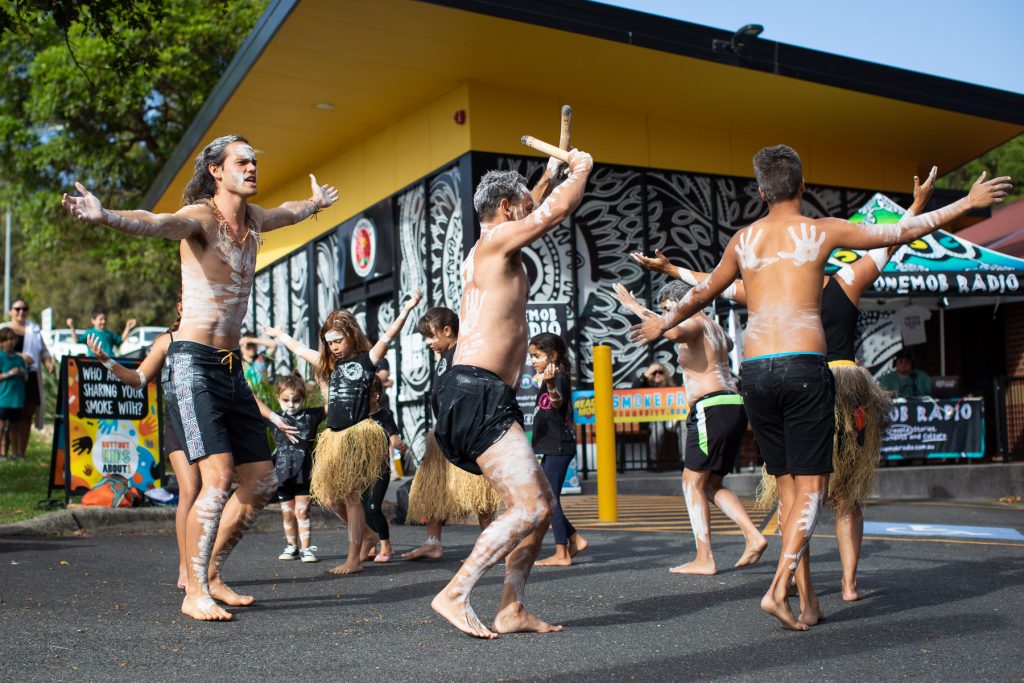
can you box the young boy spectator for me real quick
[67,308,136,358]
[0,328,28,460]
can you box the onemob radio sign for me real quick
[350,217,376,278]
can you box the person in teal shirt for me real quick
[879,349,933,399]
[67,307,135,358]
[0,327,28,460]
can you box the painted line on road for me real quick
[864,521,1024,541]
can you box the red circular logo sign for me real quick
[351,218,376,278]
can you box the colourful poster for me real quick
[572,387,689,424]
[62,357,162,496]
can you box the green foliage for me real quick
[0,430,62,523]
[937,134,1024,204]
[0,0,267,326]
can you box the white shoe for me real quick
[278,544,299,560]
[300,546,319,563]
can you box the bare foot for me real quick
[493,602,563,634]
[568,533,589,558]
[208,578,255,606]
[402,543,443,561]
[177,569,187,591]
[181,594,233,621]
[373,552,393,564]
[799,602,824,626]
[360,540,379,562]
[431,589,497,639]
[535,554,572,567]
[328,559,363,575]
[760,591,808,631]
[669,558,717,575]
[842,586,868,602]
[734,536,768,568]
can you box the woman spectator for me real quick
[1,298,53,458]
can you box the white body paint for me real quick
[797,491,822,538]
[191,487,230,592]
[682,481,708,544]
[777,223,826,266]
[735,228,777,271]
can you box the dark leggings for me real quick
[362,460,390,541]
[540,453,576,546]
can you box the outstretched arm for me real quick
[240,335,278,353]
[67,318,82,344]
[370,289,423,365]
[630,250,745,304]
[87,333,168,389]
[483,149,594,256]
[825,171,1011,251]
[611,284,694,343]
[62,182,204,240]
[254,174,340,233]
[263,326,321,366]
[836,168,938,302]
[252,396,299,444]
[629,236,742,346]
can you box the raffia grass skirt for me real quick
[755,363,890,516]
[310,420,389,505]
[448,460,502,518]
[406,431,468,523]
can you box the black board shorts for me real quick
[162,341,272,466]
[740,353,835,476]
[433,364,525,475]
[683,391,747,475]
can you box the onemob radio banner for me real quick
[54,356,162,496]
[572,387,690,424]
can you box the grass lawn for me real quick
[0,429,71,524]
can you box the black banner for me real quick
[880,397,984,460]
[76,361,149,420]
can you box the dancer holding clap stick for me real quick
[264,289,422,575]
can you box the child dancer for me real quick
[530,333,588,567]
[265,289,421,575]
[361,374,406,562]
[0,328,27,461]
[271,373,325,563]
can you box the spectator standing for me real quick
[0,327,27,460]
[1,298,53,458]
[67,307,135,358]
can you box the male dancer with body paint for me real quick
[614,281,766,575]
[61,135,339,621]
[630,144,1010,630]
[431,149,593,638]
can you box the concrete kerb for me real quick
[0,501,399,538]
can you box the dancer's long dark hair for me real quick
[181,134,249,206]
[529,332,572,376]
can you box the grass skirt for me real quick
[310,420,389,505]
[406,431,468,523]
[449,462,502,518]
[755,363,890,515]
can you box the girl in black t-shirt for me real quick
[265,289,421,575]
[528,333,588,567]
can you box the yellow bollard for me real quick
[593,345,617,522]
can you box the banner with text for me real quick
[55,356,163,497]
[572,387,689,425]
[881,397,984,460]
[517,302,570,435]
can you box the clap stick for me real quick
[521,135,570,163]
[559,105,573,151]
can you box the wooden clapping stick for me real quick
[521,135,570,163]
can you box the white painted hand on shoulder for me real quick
[310,174,339,209]
[734,228,777,272]
[61,182,105,224]
[778,223,825,266]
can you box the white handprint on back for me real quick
[734,228,777,272]
[778,223,826,266]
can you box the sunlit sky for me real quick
[600,1,1024,94]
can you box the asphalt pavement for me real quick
[1,499,1022,682]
